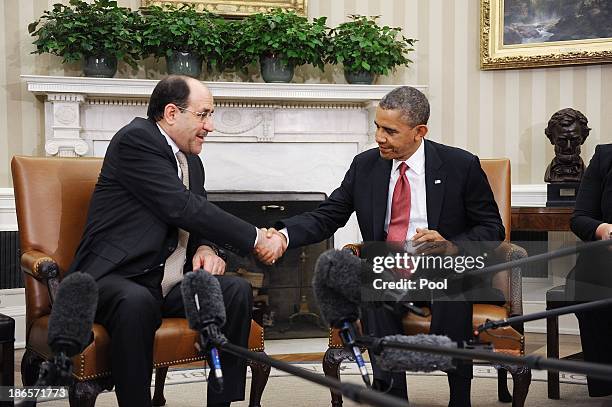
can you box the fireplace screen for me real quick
[208,191,333,339]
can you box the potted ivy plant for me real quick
[228,9,328,83]
[327,15,416,84]
[139,4,225,78]
[29,0,140,78]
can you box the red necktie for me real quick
[386,163,411,242]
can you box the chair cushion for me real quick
[28,316,265,381]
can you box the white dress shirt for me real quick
[157,124,182,179]
[384,140,428,240]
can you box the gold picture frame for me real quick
[480,0,612,70]
[141,0,307,18]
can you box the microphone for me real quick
[34,272,98,391]
[370,334,455,372]
[181,270,226,392]
[313,249,370,386]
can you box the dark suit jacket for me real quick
[571,143,612,241]
[280,139,504,248]
[69,117,256,280]
[570,143,612,300]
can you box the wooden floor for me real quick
[13,332,583,379]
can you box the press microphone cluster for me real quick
[312,249,612,382]
[181,270,408,407]
[181,270,226,392]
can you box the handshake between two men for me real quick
[253,228,288,265]
[251,226,460,267]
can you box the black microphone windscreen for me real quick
[375,334,456,373]
[47,272,98,357]
[313,249,362,328]
[181,270,226,331]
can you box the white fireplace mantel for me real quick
[23,75,403,102]
[22,75,423,159]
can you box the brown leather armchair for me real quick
[11,156,270,407]
[323,158,531,407]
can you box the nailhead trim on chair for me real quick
[153,356,206,369]
[73,329,267,380]
[33,257,55,276]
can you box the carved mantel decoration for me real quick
[141,0,307,17]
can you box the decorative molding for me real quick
[46,138,89,157]
[86,98,149,107]
[22,75,415,103]
[47,94,86,103]
[46,93,88,157]
[0,188,17,231]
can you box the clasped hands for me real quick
[253,228,287,265]
[411,227,459,256]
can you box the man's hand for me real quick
[192,245,226,275]
[411,227,459,255]
[595,223,612,240]
[254,228,287,265]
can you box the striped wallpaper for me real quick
[1,0,611,187]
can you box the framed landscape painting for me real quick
[141,0,307,18]
[480,0,612,69]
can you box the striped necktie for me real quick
[161,151,190,297]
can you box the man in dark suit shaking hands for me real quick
[68,76,286,407]
[268,86,504,406]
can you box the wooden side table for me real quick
[511,207,573,232]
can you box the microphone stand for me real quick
[457,238,612,280]
[196,324,226,393]
[338,321,371,387]
[356,335,612,382]
[16,352,74,406]
[476,297,612,334]
[204,335,407,407]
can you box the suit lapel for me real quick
[424,140,446,231]
[371,156,392,241]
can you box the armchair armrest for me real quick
[493,242,527,318]
[21,250,60,281]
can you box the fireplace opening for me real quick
[208,191,333,340]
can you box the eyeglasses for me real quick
[178,107,214,122]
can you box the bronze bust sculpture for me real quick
[544,108,590,183]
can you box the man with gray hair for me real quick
[266,86,504,406]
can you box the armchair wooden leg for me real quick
[323,348,353,407]
[510,366,531,407]
[68,378,113,407]
[20,349,44,386]
[248,353,271,407]
[152,367,169,406]
[497,368,512,402]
